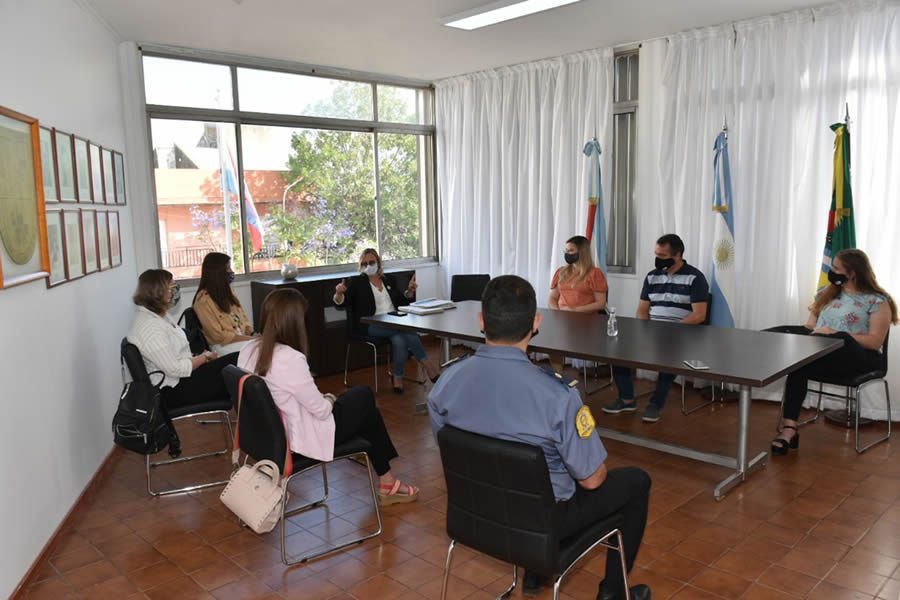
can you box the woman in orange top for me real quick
[548,235,608,372]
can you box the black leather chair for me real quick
[773,328,891,453]
[450,274,490,302]
[342,304,424,392]
[177,307,211,355]
[222,365,382,565]
[436,426,629,600]
[120,339,233,496]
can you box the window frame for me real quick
[141,45,438,284]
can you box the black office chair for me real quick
[342,304,424,392]
[177,307,211,355]
[450,274,490,302]
[774,328,891,453]
[121,339,233,496]
[222,365,382,565]
[436,426,629,600]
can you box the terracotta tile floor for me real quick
[20,344,900,600]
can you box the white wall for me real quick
[0,1,134,596]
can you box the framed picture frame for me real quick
[73,136,91,203]
[45,209,67,286]
[89,143,103,205]
[0,105,50,290]
[97,210,110,270]
[39,126,58,204]
[108,211,121,267]
[113,152,126,205]
[101,149,115,205]
[54,130,76,203]
[61,209,84,280]
[81,208,98,274]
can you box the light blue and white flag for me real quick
[710,131,736,328]
[583,139,607,274]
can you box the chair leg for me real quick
[681,375,715,415]
[855,379,892,453]
[495,564,517,600]
[370,342,379,393]
[280,452,382,565]
[344,343,352,386]
[147,409,234,496]
[440,540,456,600]
[582,361,613,396]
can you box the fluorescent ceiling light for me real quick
[443,0,583,31]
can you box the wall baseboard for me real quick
[10,445,121,599]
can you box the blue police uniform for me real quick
[429,345,606,501]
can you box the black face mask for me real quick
[655,257,676,271]
[564,253,579,265]
[828,270,849,287]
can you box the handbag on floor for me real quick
[220,373,293,534]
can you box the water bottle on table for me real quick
[606,306,618,337]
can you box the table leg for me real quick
[440,337,451,364]
[714,384,768,500]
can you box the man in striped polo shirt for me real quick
[603,234,709,423]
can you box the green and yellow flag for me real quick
[817,122,856,290]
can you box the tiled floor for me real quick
[19,343,900,600]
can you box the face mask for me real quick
[655,257,675,271]
[564,252,579,265]
[362,264,378,276]
[169,283,181,308]
[226,272,235,284]
[828,270,848,287]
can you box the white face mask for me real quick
[362,264,378,276]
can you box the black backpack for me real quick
[112,340,172,454]
[178,307,210,356]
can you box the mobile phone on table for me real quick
[683,359,709,370]
[388,310,408,317]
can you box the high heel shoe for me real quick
[771,425,799,455]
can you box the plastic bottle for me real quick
[607,306,618,337]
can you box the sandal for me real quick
[378,479,419,506]
[771,425,799,455]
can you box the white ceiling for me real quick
[85,0,827,82]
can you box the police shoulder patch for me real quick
[539,365,579,388]
[440,353,469,369]
[576,405,596,439]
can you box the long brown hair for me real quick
[810,249,898,323]
[194,252,240,313]
[559,235,595,285]
[253,288,310,376]
[133,269,173,315]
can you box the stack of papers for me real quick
[402,298,456,315]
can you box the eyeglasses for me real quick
[362,260,378,266]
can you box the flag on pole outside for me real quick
[221,143,265,253]
[583,139,607,274]
[710,130,736,328]
[816,122,855,290]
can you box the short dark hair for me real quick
[481,275,536,343]
[656,234,684,257]
[133,269,173,315]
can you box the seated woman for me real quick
[548,235,608,372]
[128,269,238,457]
[333,248,439,393]
[772,249,897,455]
[237,288,418,505]
[193,252,256,355]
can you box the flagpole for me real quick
[216,121,234,259]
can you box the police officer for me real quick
[428,275,652,600]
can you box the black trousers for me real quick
[161,353,239,442]
[782,331,882,420]
[556,467,651,595]
[332,385,399,476]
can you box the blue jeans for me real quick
[613,366,676,409]
[366,325,428,376]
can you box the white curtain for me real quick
[656,0,900,417]
[435,49,614,303]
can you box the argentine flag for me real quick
[710,131,736,328]
[583,139,607,274]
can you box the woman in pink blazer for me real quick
[237,288,417,505]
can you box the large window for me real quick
[144,52,436,280]
[608,50,638,272]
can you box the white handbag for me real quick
[219,373,293,534]
[220,459,285,534]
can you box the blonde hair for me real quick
[559,235,595,285]
[359,248,384,278]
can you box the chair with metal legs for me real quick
[436,425,630,600]
[342,304,424,391]
[120,339,233,497]
[222,365,382,565]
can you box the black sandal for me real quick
[771,425,799,455]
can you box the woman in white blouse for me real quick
[127,269,237,456]
[334,248,439,393]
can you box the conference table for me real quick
[362,301,843,499]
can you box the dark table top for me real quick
[362,300,844,387]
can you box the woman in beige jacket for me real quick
[193,252,256,355]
